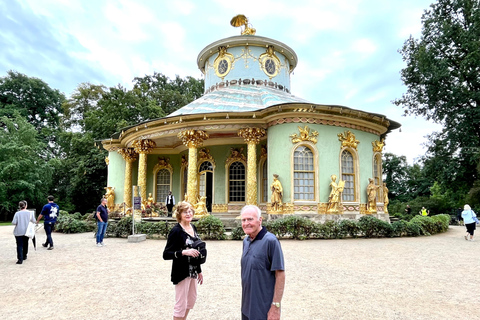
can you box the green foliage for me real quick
[56,213,95,234]
[406,221,421,236]
[230,222,246,240]
[136,220,172,238]
[338,219,361,238]
[277,215,316,240]
[0,114,53,220]
[395,0,480,203]
[106,216,133,238]
[194,215,226,240]
[391,220,409,237]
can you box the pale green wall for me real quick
[267,123,380,203]
[107,151,126,204]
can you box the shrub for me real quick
[231,224,245,240]
[391,220,408,237]
[56,214,95,234]
[282,215,316,240]
[265,219,288,238]
[106,216,133,238]
[313,220,339,239]
[338,219,360,238]
[137,220,172,238]
[358,216,380,238]
[194,215,226,240]
[409,216,435,236]
[431,214,450,233]
[377,220,394,238]
[406,221,421,236]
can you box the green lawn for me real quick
[0,222,12,226]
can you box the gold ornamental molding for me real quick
[117,148,138,162]
[259,45,281,79]
[212,204,228,213]
[132,139,156,154]
[372,138,385,153]
[338,131,360,150]
[198,148,215,166]
[213,46,235,79]
[259,145,267,163]
[178,130,209,148]
[290,126,319,144]
[267,118,382,136]
[226,147,247,166]
[238,127,266,144]
[181,154,188,169]
[153,157,173,173]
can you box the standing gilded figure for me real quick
[270,174,283,212]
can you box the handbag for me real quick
[25,212,36,239]
[190,238,207,265]
[473,215,479,224]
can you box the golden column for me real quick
[238,127,266,205]
[178,130,209,204]
[117,148,138,208]
[132,139,156,204]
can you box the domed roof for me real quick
[168,83,311,117]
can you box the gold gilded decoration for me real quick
[118,148,138,162]
[132,139,156,154]
[366,178,379,214]
[270,174,283,212]
[118,148,137,209]
[230,14,256,35]
[178,130,209,206]
[338,131,360,150]
[327,174,345,213]
[181,154,188,169]
[212,204,228,213]
[260,144,267,162]
[360,203,368,215]
[104,187,115,212]
[238,127,266,144]
[383,183,389,214]
[259,46,281,79]
[372,138,385,153]
[178,130,209,148]
[105,157,109,166]
[133,139,156,205]
[153,157,173,173]
[226,147,247,165]
[214,46,235,79]
[317,203,328,214]
[290,126,319,144]
[194,196,209,218]
[198,148,215,166]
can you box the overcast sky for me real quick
[1,0,443,163]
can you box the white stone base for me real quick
[128,234,146,242]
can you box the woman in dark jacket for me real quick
[163,201,203,320]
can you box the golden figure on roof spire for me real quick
[230,14,256,35]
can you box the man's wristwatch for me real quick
[272,302,280,308]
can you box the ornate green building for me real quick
[102,17,400,221]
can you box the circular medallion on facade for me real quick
[265,58,276,75]
[213,46,234,79]
[259,46,281,79]
[217,59,229,76]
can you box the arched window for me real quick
[199,161,214,197]
[373,154,383,200]
[156,169,171,203]
[341,150,355,202]
[293,145,315,201]
[229,161,245,202]
[261,160,268,203]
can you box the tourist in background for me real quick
[419,207,429,216]
[166,191,175,217]
[240,205,285,320]
[405,205,411,216]
[96,198,109,247]
[12,200,36,264]
[36,195,59,250]
[163,201,203,320]
[462,204,477,241]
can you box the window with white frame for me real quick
[229,161,245,202]
[156,169,171,203]
[293,145,315,201]
[341,150,355,202]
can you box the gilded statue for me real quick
[290,126,319,144]
[105,186,115,212]
[327,175,345,213]
[383,183,389,214]
[366,178,379,213]
[230,14,256,35]
[147,193,154,207]
[270,174,283,212]
[194,196,209,218]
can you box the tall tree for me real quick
[394,0,480,198]
[0,114,53,220]
[0,71,65,148]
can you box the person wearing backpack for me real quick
[462,204,477,241]
[163,201,204,320]
[36,195,60,250]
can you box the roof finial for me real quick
[230,14,256,35]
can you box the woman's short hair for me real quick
[18,200,27,210]
[464,204,471,210]
[174,201,194,223]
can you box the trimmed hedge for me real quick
[55,211,451,241]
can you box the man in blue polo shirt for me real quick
[96,198,109,247]
[37,195,60,250]
[241,205,285,320]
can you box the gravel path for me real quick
[1,225,478,320]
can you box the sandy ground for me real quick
[1,225,479,320]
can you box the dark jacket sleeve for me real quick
[163,224,186,261]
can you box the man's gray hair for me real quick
[240,205,262,219]
[101,198,107,203]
